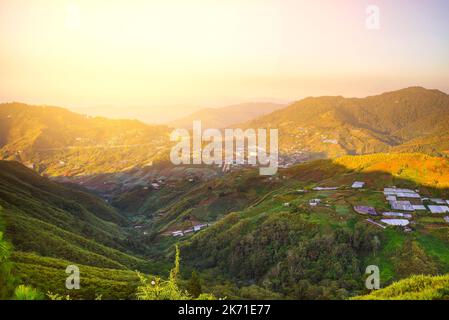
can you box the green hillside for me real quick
[353,274,449,300]
[0,161,172,298]
[2,152,449,299]
[11,251,140,300]
[115,153,449,235]
[0,163,158,269]
[137,153,449,299]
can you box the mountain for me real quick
[169,102,285,129]
[2,88,448,179]
[0,103,171,176]
[244,87,449,159]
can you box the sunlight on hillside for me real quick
[333,153,449,189]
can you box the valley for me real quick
[1,88,449,300]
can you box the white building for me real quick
[390,200,415,211]
[172,231,184,237]
[382,212,412,218]
[309,199,321,206]
[430,199,446,205]
[380,219,410,226]
[428,205,449,214]
[351,181,365,189]
[313,187,338,191]
[383,188,420,199]
[193,224,208,232]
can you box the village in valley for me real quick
[130,168,449,241]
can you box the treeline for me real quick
[182,211,383,299]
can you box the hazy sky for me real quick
[1,0,448,122]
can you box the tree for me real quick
[136,245,215,300]
[371,235,380,256]
[187,271,202,298]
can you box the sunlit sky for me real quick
[1,0,449,123]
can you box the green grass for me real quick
[352,274,449,300]
[12,251,141,300]
[416,234,449,272]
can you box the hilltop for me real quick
[244,87,449,160]
[2,88,449,178]
[0,103,171,176]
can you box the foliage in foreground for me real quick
[12,251,140,300]
[352,274,449,300]
[136,245,215,300]
[13,285,44,300]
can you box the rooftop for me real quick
[351,181,365,189]
[354,206,377,216]
[381,219,410,226]
[382,212,412,218]
[428,205,449,214]
[390,200,415,211]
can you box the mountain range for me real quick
[1,87,449,299]
[245,87,449,159]
[0,103,171,176]
[1,87,448,179]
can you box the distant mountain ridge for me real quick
[0,102,172,176]
[1,87,449,177]
[169,102,285,129]
[243,87,449,159]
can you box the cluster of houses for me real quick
[171,223,210,237]
[384,187,449,214]
[355,186,449,231]
[307,182,449,231]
